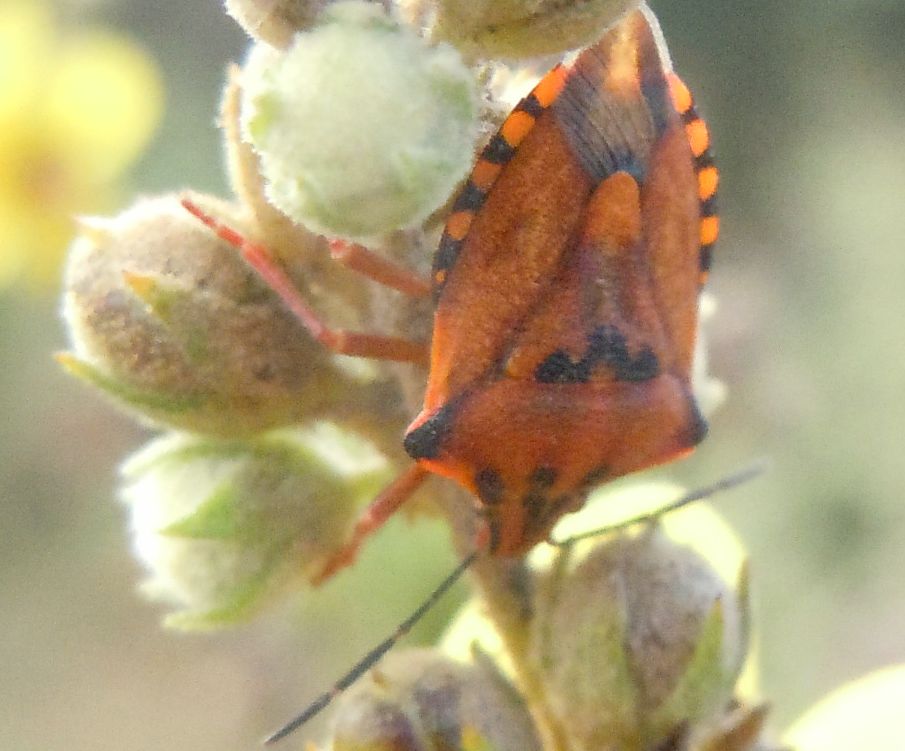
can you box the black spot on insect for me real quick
[403,402,456,460]
[684,402,709,447]
[586,325,629,365]
[699,244,714,273]
[694,151,715,171]
[530,467,558,488]
[434,235,463,274]
[517,93,545,119]
[534,350,589,384]
[587,326,660,382]
[679,107,700,126]
[452,181,485,213]
[700,194,717,219]
[475,468,504,506]
[582,465,610,488]
[535,328,659,385]
[615,345,660,382]
[482,133,516,165]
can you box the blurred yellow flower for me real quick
[0,0,163,288]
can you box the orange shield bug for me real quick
[183,2,724,737]
[185,2,719,578]
[402,5,718,557]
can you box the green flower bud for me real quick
[331,649,542,751]
[433,0,642,59]
[240,1,479,241]
[529,524,749,750]
[120,424,387,629]
[60,193,364,437]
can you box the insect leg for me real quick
[181,198,429,364]
[327,239,432,298]
[312,464,431,585]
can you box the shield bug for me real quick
[184,2,719,577]
[183,0,723,736]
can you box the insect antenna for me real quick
[264,549,479,745]
[549,459,769,547]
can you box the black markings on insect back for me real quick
[587,326,661,382]
[482,133,516,165]
[452,181,486,213]
[475,468,504,506]
[685,401,709,447]
[517,92,545,119]
[617,346,660,382]
[699,244,714,273]
[679,105,700,126]
[535,327,660,384]
[681,98,719,276]
[403,402,456,460]
[534,350,590,384]
[434,235,463,275]
[694,150,714,172]
[530,467,558,488]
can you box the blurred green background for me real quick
[2,1,904,749]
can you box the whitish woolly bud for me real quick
[331,649,542,751]
[60,193,361,437]
[120,424,386,628]
[529,525,749,750]
[433,0,642,59]
[240,1,479,241]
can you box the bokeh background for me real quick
[3,1,904,749]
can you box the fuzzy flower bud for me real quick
[433,0,642,59]
[240,1,479,241]
[120,424,387,629]
[330,649,542,751]
[529,523,749,751]
[59,193,362,437]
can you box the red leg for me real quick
[313,464,429,585]
[181,198,429,365]
[328,239,432,298]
